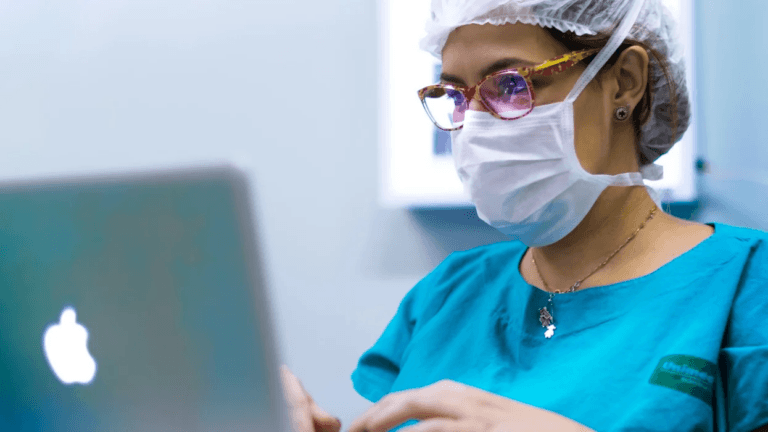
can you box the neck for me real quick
[531,185,664,285]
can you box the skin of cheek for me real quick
[571,80,612,175]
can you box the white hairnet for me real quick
[419,0,690,165]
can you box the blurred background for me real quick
[0,0,766,428]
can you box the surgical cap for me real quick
[419,0,691,165]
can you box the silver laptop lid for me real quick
[0,165,290,432]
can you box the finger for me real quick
[280,366,304,403]
[313,411,342,432]
[311,402,339,423]
[309,398,341,432]
[282,365,316,402]
[348,389,461,432]
[281,366,342,432]
[399,418,470,432]
[287,403,315,432]
[280,366,315,432]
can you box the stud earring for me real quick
[615,105,630,121]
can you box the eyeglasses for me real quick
[417,48,601,131]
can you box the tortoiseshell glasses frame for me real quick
[417,48,601,131]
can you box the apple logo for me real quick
[43,307,97,385]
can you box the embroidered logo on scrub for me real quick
[648,354,717,406]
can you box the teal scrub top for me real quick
[350,222,768,432]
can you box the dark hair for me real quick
[545,28,672,166]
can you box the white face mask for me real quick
[449,0,661,247]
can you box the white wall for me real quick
[0,0,508,427]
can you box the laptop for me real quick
[0,165,292,432]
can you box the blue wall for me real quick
[693,0,768,229]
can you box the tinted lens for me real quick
[478,72,532,119]
[421,86,468,131]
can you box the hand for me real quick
[280,365,342,432]
[348,379,595,432]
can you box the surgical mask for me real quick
[449,0,662,247]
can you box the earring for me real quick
[615,106,630,121]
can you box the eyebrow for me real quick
[439,57,537,85]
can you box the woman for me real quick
[283,0,768,431]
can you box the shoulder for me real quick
[709,222,768,282]
[711,222,768,242]
[394,240,526,330]
[433,240,527,281]
[710,222,768,261]
[407,240,526,312]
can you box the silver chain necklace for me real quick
[532,205,657,338]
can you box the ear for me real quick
[608,45,650,114]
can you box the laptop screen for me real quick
[0,167,284,432]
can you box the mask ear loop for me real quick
[560,0,665,205]
[565,0,646,104]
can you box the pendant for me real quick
[538,306,552,327]
[544,324,556,338]
[538,293,556,338]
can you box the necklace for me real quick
[532,205,657,339]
